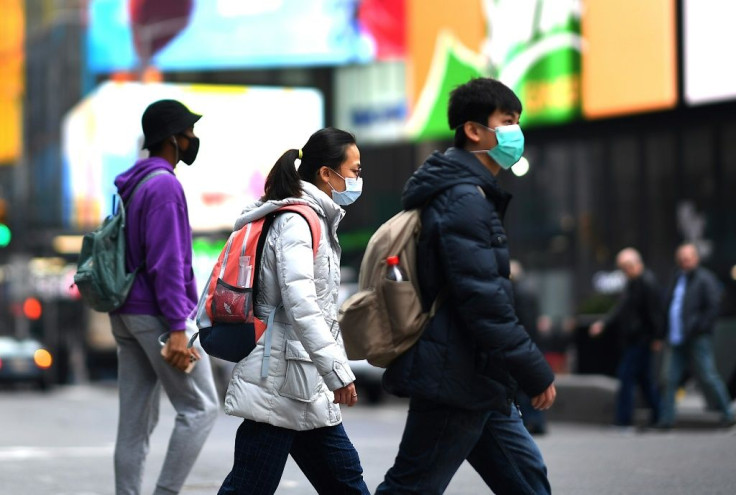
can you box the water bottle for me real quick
[386,255,407,282]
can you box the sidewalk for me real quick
[549,373,733,428]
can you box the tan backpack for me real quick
[338,209,442,368]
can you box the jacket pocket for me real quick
[279,340,321,402]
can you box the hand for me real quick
[163,330,200,372]
[588,320,604,337]
[651,340,663,352]
[531,383,556,410]
[333,383,358,407]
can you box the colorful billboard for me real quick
[406,0,582,140]
[405,0,679,140]
[62,81,323,232]
[0,0,24,163]
[87,0,405,73]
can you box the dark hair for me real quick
[447,78,522,148]
[147,140,166,155]
[262,127,356,201]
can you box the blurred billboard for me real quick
[61,81,323,232]
[581,0,677,119]
[683,0,736,105]
[334,61,407,144]
[406,0,583,140]
[0,0,24,164]
[87,0,404,73]
[403,0,682,140]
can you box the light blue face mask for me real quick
[328,170,363,206]
[478,124,525,169]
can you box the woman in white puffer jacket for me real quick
[218,128,370,495]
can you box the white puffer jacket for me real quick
[223,181,356,430]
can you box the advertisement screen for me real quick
[62,81,323,232]
[683,0,736,105]
[404,0,678,140]
[0,0,23,163]
[406,0,582,140]
[581,0,677,118]
[87,0,404,73]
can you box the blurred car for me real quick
[0,336,54,390]
[349,358,385,404]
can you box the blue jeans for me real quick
[658,334,734,426]
[517,391,548,433]
[615,342,660,426]
[375,398,550,495]
[218,419,369,495]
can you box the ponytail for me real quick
[262,149,303,201]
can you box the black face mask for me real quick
[178,135,200,165]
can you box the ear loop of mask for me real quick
[171,136,179,164]
[325,167,341,192]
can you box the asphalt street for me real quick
[1,383,735,494]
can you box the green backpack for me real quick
[73,170,169,312]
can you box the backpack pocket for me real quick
[279,340,321,402]
[338,289,388,360]
[383,279,427,348]
[210,279,253,323]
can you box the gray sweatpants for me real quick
[110,314,219,495]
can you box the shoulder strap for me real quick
[118,169,171,211]
[273,204,322,257]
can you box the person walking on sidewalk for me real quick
[654,243,735,429]
[110,99,219,495]
[376,78,556,495]
[589,248,663,427]
[218,128,370,495]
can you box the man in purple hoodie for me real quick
[110,99,218,495]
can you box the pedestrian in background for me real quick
[377,77,555,495]
[110,99,219,495]
[218,128,370,495]
[654,243,735,429]
[588,248,663,428]
[511,259,549,435]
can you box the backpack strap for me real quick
[251,204,322,316]
[411,200,446,318]
[115,169,172,275]
[116,169,172,212]
[260,303,283,378]
[274,204,322,257]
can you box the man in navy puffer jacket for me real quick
[376,78,556,495]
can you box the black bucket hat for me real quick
[141,99,202,150]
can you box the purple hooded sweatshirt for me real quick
[112,157,197,332]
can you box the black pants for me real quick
[218,419,370,495]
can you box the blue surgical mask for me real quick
[476,124,525,169]
[328,170,363,206]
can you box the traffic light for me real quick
[0,224,10,247]
[0,198,9,248]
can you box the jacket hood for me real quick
[114,156,174,202]
[402,147,510,211]
[234,181,344,231]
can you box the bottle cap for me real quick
[386,255,400,265]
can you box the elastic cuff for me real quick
[323,362,356,390]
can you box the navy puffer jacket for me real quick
[382,148,554,414]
